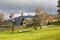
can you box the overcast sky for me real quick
[0,0,58,18]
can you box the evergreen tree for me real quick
[57,0,60,22]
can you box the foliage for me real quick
[33,8,50,26]
[0,11,5,26]
[57,0,60,21]
[57,0,60,7]
[32,15,40,26]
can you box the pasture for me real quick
[0,25,60,40]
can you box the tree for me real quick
[33,7,43,29]
[57,0,60,22]
[9,10,24,33]
[40,12,50,26]
[33,7,50,29]
[0,11,5,26]
[9,11,14,33]
[33,15,40,30]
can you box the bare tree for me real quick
[33,7,50,29]
[33,8,43,30]
[33,15,40,30]
[0,11,5,26]
[9,11,14,33]
[40,12,50,26]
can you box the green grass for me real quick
[0,25,60,40]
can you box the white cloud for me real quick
[1,0,57,6]
[5,12,35,19]
[0,0,57,11]
[0,0,58,16]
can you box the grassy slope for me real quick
[0,25,60,40]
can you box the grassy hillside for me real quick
[0,25,60,40]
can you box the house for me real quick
[8,16,34,26]
[49,16,57,22]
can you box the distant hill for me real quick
[21,16,34,18]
